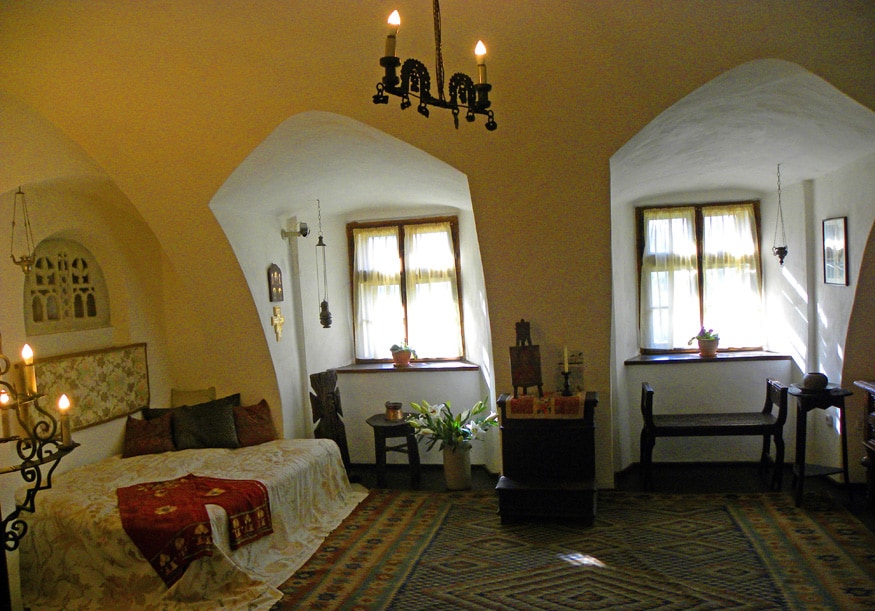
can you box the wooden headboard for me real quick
[21,343,150,431]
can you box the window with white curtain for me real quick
[638,201,764,351]
[349,217,464,361]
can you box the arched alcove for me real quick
[209,111,498,470]
[609,59,875,475]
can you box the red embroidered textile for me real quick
[506,393,583,418]
[117,474,272,587]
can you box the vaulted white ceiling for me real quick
[614,59,875,205]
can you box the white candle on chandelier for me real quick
[475,40,487,84]
[58,393,72,447]
[21,343,37,396]
[385,10,400,57]
[0,389,10,438]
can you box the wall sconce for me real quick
[10,187,37,274]
[772,164,788,266]
[0,335,77,609]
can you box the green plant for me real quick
[390,342,417,358]
[688,327,719,345]
[407,399,498,451]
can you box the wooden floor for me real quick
[349,461,875,534]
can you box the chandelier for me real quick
[373,1,497,131]
[10,187,37,274]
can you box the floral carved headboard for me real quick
[28,343,150,430]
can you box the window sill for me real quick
[336,360,480,374]
[624,350,791,366]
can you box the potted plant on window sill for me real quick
[688,327,719,357]
[407,399,498,490]
[390,342,416,367]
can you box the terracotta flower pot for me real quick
[697,338,719,357]
[392,349,412,367]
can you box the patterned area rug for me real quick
[273,490,875,610]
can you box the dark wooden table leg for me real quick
[374,428,387,488]
[839,398,852,504]
[406,432,421,489]
[794,403,808,507]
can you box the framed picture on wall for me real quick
[823,217,848,286]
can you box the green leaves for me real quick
[407,399,498,452]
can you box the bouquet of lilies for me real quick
[407,399,498,451]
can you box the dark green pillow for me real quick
[142,393,240,420]
[173,401,240,450]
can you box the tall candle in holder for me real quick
[58,393,72,447]
[22,343,37,396]
[0,389,10,438]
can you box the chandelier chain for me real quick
[433,0,445,102]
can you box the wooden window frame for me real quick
[347,215,465,363]
[635,200,763,354]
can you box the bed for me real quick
[17,345,366,610]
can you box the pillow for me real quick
[173,401,240,450]
[171,386,216,408]
[143,392,241,421]
[234,399,277,447]
[123,412,175,458]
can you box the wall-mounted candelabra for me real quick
[1,338,76,607]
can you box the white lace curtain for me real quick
[353,226,404,359]
[404,222,462,358]
[639,203,763,350]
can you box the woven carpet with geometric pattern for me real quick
[273,489,875,610]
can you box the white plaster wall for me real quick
[208,207,306,439]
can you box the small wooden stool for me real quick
[366,413,421,489]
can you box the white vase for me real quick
[442,443,472,490]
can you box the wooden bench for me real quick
[639,379,788,490]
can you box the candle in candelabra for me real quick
[0,389,9,438]
[563,346,569,373]
[475,40,487,84]
[58,393,72,447]
[22,343,37,396]
[385,10,400,57]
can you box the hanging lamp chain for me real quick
[773,164,787,246]
[316,199,324,237]
[433,0,445,102]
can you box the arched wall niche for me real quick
[209,111,499,470]
[609,59,875,476]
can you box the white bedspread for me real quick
[20,438,367,610]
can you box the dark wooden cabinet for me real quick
[495,392,598,524]
[854,380,875,510]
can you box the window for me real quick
[348,217,463,361]
[637,201,764,351]
[24,238,110,335]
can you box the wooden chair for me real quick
[639,379,788,490]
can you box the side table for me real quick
[366,413,421,489]
[789,383,853,507]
